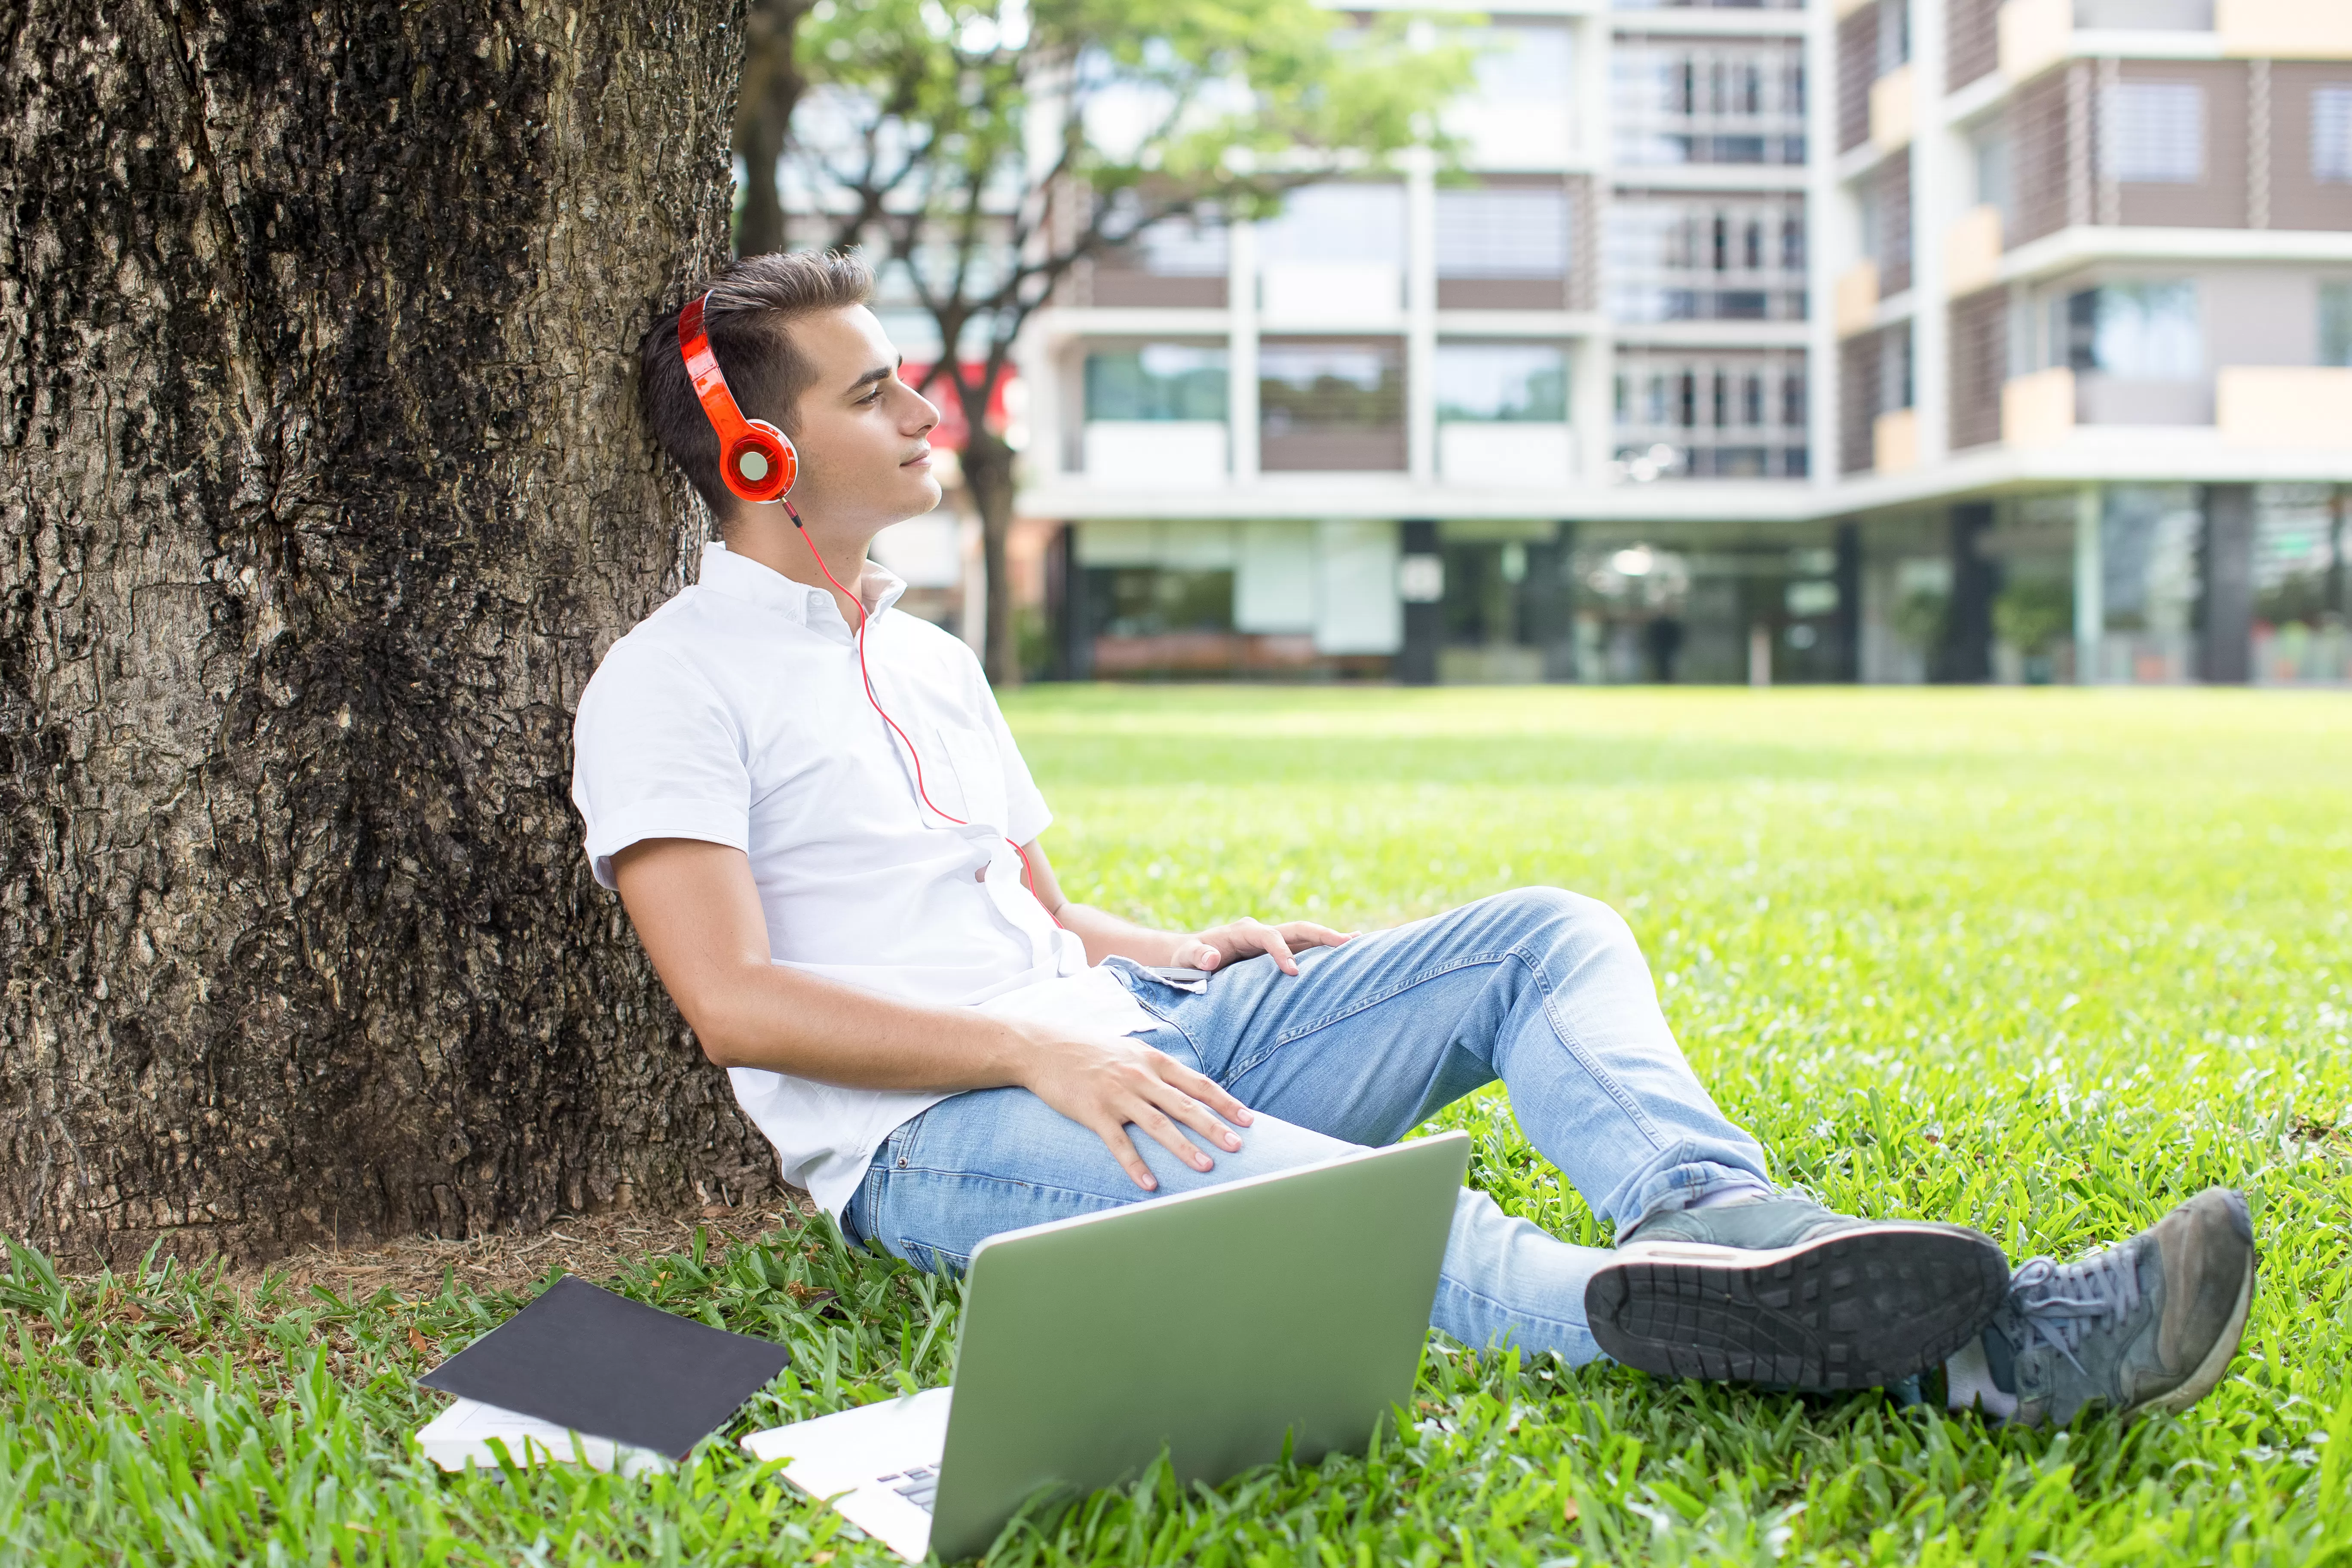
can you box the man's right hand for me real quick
[1010,1022,1255,1191]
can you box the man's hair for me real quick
[637,249,875,516]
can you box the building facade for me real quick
[911,0,2352,684]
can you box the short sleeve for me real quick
[973,663,1052,845]
[571,638,750,890]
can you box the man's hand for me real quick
[1012,1020,1256,1191]
[1171,917,1355,977]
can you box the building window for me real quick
[1612,39,1807,167]
[1435,187,1570,279]
[1875,0,1910,76]
[1083,346,1228,421]
[1091,568,1235,639]
[1256,183,1408,268]
[1470,23,1573,102]
[1604,194,1807,323]
[1434,345,1568,423]
[2058,282,2200,377]
[1127,213,1228,277]
[1613,349,1809,478]
[1259,339,1406,470]
[1972,126,2012,219]
[2098,82,2204,184]
[2313,86,2352,184]
[2320,282,2352,366]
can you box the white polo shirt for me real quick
[571,541,1155,1216]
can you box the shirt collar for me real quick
[695,540,907,628]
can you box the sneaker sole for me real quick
[2135,1247,2255,1420]
[1584,1224,2010,1391]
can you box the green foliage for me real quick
[1992,579,2072,658]
[1892,588,1948,656]
[9,687,2352,1565]
[788,0,1473,398]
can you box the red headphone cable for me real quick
[781,500,1063,931]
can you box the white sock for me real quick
[1944,1335,2019,1419]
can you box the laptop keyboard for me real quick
[876,1464,938,1513]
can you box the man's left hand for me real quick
[1172,918,1354,977]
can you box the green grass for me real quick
[9,686,2352,1565]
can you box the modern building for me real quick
[873,0,2352,684]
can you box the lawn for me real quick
[7,686,2352,1565]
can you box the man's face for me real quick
[775,305,943,533]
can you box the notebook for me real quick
[415,1274,791,1464]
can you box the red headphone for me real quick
[679,291,799,504]
[673,283,1065,931]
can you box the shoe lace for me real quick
[2004,1244,2141,1374]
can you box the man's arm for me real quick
[612,837,1254,1190]
[1017,839,1354,977]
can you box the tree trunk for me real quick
[731,0,806,257]
[963,429,1022,688]
[1,0,783,1268]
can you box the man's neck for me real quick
[723,506,876,627]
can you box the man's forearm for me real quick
[691,961,1032,1089]
[1050,900,1190,968]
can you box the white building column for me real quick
[1228,219,1259,481]
[1575,336,1614,481]
[1805,0,1840,492]
[1576,11,1615,483]
[1406,147,1438,487]
[2073,482,2104,683]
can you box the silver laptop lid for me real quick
[927,1131,1470,1561]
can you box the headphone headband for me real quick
[678,291,797,504]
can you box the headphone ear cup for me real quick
[724,420,797,502]
[752,420,798,497]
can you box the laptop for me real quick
[741,1130,1470,1562]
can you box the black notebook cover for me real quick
[420,1274,792,1461]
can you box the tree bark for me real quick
[1,0,783,1268]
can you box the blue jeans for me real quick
[842,887,1775,1363]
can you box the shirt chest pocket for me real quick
[932,723,1010,835]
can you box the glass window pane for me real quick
[2321,282,2352,366]
[1435,187,1570,278]
[1133,214,1228,277]
[1612,39,1806,167]
[1084,346,1230,420]
[2313,86,2352,184]
[2098,82,2204,184]
[1256,183,1408,267]
[2063,282,2200,377]
[1258,342,1404,429]
[1434,345,1569,422]
[1604,194,1807,323]
[1472,24,1573,102]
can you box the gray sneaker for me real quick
[1973,1186,2255,1427]
[1585,1195,2009,1391]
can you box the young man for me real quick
[573,251,2254,1424]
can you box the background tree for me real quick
[785,0,1473,684]
[733,0,814,256]
[1,0,778,1265]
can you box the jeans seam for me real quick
[1508,937,1670,1150]
[1435,1272,1587,1337]
[1228,941,1669,1152]
[876,1163,1139,1213]
[1229,950,1516,1079]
